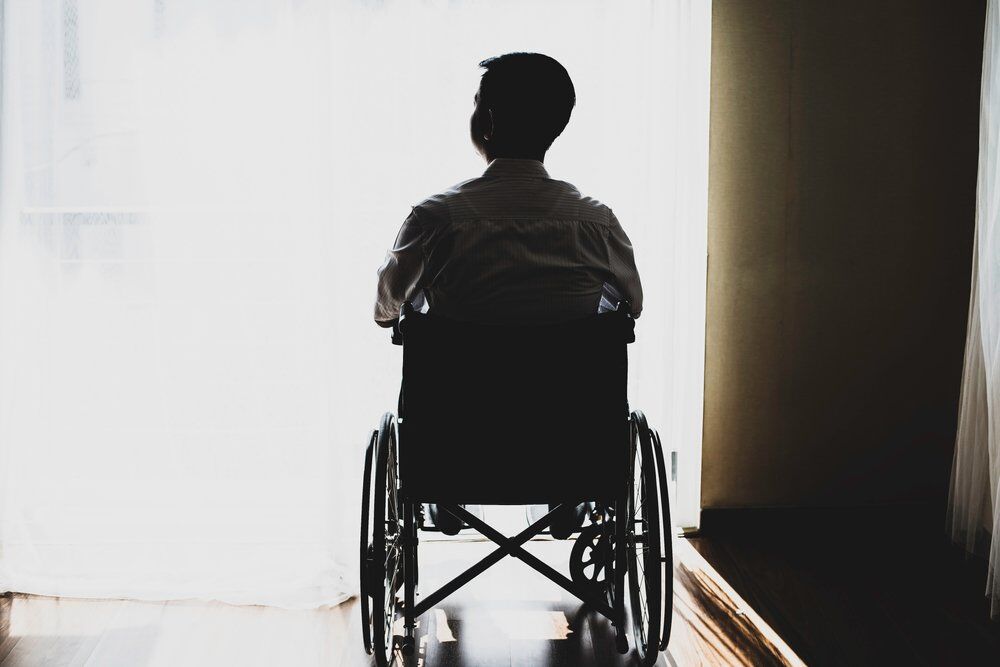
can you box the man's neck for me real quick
[485,151,546,163]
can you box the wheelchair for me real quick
[359,302,673,666]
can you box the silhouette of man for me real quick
[373,53,643,535]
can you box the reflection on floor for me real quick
[671,545,800,666]
[0,533,803,667]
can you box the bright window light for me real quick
[0,0,711,605]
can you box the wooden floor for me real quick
[691,509,1000,667]
[0,512,1000,667]
[0,533,801,667]
[5,509,999,666]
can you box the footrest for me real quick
[422,503,486,533]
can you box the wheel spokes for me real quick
[627,412,662,665]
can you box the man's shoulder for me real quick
[409,177,480,226]
[541,178,616,224]
[411,174,615,227]
[555,180,613,216]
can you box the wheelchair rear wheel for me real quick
[360,413,403,667]
[650,428,674,651]
[627,411,663,667]
[359,429,377,655]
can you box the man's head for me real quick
[471,53,575,163]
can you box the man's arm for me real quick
[606,210,643,318]
[374,209,426,327]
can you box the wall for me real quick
[703,0,986,509]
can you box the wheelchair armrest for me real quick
[392,301,417,346]
[612,300,637,344]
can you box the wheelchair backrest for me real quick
[396,305,634,504]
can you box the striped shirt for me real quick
[374,158,642,326]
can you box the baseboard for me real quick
[698,503,943,538]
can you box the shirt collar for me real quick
[483,158,550,179]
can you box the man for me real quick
[373,52,643,535]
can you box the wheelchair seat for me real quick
[397,304,634,505]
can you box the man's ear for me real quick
[485,108,495,141]
[471,103,492,141]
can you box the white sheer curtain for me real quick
[948,0,1000,619]
[0,0,711,607]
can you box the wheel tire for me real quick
[650,429,674,651]
[627,411,662,667]
[359,429,376,655]
[370,413,403,667]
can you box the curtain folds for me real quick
[0,0,711,607]
[948,0,1000,619]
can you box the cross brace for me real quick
[409,502,619,622]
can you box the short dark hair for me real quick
[477,53,576,152]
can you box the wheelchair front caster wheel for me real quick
[614,623,630,654]
[400,636,415,655]
[570,522,613,599]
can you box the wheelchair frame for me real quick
[360,306,673,666]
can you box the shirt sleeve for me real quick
[374,209,426,327]
[605,210,643,318]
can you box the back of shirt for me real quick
[374,158,642,326]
